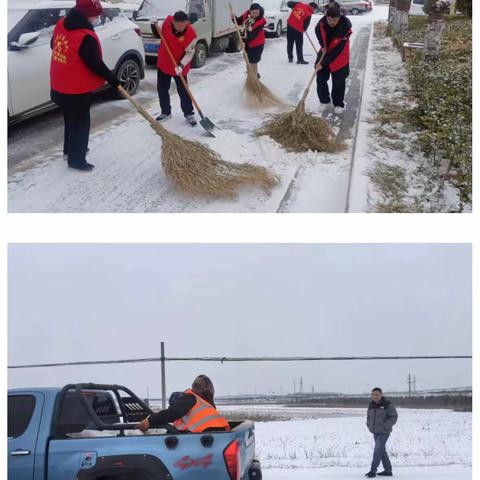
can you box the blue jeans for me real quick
[371,433,392,473]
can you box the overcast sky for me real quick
[8,244,472,397]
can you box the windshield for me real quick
[135,0,187,20]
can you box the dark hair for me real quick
[309,2,319,10]
[326,6,341,17]
[173,10,188,22]
[372,387,383,393]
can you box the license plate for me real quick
[144,43,159,53]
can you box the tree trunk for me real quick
[424,0,446,59]
[393,0,412,33]
[388,0,397,24]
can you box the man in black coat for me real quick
[365,387,398,478]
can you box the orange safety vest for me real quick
[173,390,230,433]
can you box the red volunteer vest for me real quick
[319,20,350,72]
[173,390,230,433]
[50,17,105,94]
[287,3,313,33]
[157,16,197,76]
[241,11,266,48]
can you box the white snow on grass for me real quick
[220,406,471,471]
[8,8,389,213]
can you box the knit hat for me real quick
[250,3,262,10]
[75,0,103,17]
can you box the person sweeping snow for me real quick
[152,11,198,126]
[286,1,318,64]
[314,6,352,115]
[50,0,122,172]
[233,3,267,79]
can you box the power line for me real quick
[8,354,472,369]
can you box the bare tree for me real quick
[393,0,412,33]
[424,0,447,59]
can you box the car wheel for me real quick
[351,8,360,15]
[226,33,241,53]
[192,42,208,68]
[117,59,140,95]
[274,21,282,38]
[145,56,157,66]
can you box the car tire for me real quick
[145,56,157,66]
[226,33,242,53]
[274,21,282,38]
[351,8,360,15]
[192,42,208,68]
[116,58,141,96]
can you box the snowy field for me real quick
[219,405,472,479]
[8,7,389,213]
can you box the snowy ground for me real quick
[8,7,389,213]
[220,406,472,478]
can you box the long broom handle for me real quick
[118,85,163,132]
[228,3,254,71]
[298,49,326,108]
[154,23,205,118]
[305,31,319,54]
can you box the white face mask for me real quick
[89,16,102,27]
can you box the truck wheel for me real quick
[192,42,208,68]
[226,33,241,53]
[274,21,282,38]
[116,59,141,95]
[351,8,360,15]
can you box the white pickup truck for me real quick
[134,0,251,67]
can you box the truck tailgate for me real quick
[47,422,256,480]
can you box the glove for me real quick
[175,64,184,76]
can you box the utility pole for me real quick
[413,375,417,393]
[407,374,412,397]
[161,342,166,409]
[300,377,303,394]
[293,381,296,394]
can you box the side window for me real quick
[10,9,64,46]
[189,0,206,19]
[8,395,36,439]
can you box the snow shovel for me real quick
[155,24,216,138]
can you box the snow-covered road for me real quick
[8,7,389,212]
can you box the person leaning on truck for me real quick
[151,11,198,126]
[232,3,267,79]
[365,387,398,478]
[286,1,318,64]
[137,375,230,433]
[50,0,121,172]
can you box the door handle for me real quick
[11,449,31,456]
[111,33,121,40]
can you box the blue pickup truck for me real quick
[8,383,262,480]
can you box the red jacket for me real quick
[287,2,314,33]
[240,11,266,48]
[50,17,105,94]
[157,16,196,76]
[316,16,351,72]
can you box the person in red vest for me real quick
[314,6,352,114]
[50,0,121,172]
[137,375,230,433]
[232,3,266,79]
[286,1,318,64]
[152,11,197,126]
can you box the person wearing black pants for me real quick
[314,7,352,114]
[156,69,194,119]
[50,0,121,172]
[286,2,318,64]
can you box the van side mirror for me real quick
[189,12,198,23]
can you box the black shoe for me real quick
[377,472,392,477]
[365,473,376,478]
[64,147,89,160]
[288,57,293,63]
[68,162,95,172]
[297,60,309,64]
